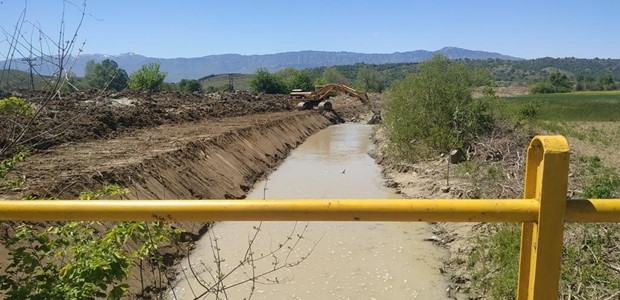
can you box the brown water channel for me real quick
[169,124,451,299]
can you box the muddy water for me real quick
[169,124,450,300]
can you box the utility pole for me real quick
[21,57,37,90]
[228,73,234,91]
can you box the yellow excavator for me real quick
[290,84,369,111]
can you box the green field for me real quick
[200,73,251,91]
[502,90,620,122]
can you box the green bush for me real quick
[518,101,541,120]
[383,55,494,160]
[355,65,386,93]
[128,63,167,92]
[531,72,573,94]
[0,186,181,299]
[249,68,287,94]
[178,79,203,93]
[0,96,34,117]
[0,148,29,180]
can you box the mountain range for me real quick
[3,47,521,82]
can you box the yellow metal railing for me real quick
[0,135,619,299]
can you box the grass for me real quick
[0,69,54,90]
[200,73,251,91]
[468,224,520,300]
[468,223,620,300]
[502,90,620,122]
[464,90,620,299]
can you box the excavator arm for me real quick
[290,84,369,111]
[314,84,369,104]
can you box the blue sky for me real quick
[1,0,619,59]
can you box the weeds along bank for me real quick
[377,108,620,300]
[375,56,620,299]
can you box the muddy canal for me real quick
[169,124,451,299]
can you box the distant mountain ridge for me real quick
[3,47,521,82]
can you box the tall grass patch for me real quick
[502,91,620,122]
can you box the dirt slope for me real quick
[3,111,333,200]
[0,90,370,298]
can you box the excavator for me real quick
[290,84,369,111]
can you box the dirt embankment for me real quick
[1,89,296,152]
[4,111,333,200]
[2,90,370,199]
[1,90,371,297]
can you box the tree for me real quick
[84,59,129,91]
[178,79,203,93]
[249,68,287,94]
[317,67,349,85]
[355,66,386,93]
[597,73,616,90]
[277,68,314,91]
[128,63,167,92]
[383,55,494,160]
[531,72,573,93]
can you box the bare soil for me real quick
[0,90,371,298]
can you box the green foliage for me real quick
[576,73,618,91]
[276,68,314,92]
[178,79,204,93]
[315,67,348,85]
[219,83,235,92]
[596,72,615,90]
[583,172,620,198]
[468,224,520,300]
[249,68,287,94]
[470,223,620,300]
[531,72,573,94]
[561,224,620,298]
[79,185,130,200]
[575,155,620,198]
[0,185,181,299]
[355,65,386,92]
[84,59,129,91]
[0,96,35,117]
[517,100,541,120]
[383,55,494,160]
[128,63,167,92]
[0,148,29,179]
[502,91,620,122]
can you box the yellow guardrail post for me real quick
[517,136,569,300]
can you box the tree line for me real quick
[42,56,620,95]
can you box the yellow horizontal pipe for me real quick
[0,199,538,222]
[565,199,620,223]
[1,199,618,223]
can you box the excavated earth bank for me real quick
[0,90,369,297]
